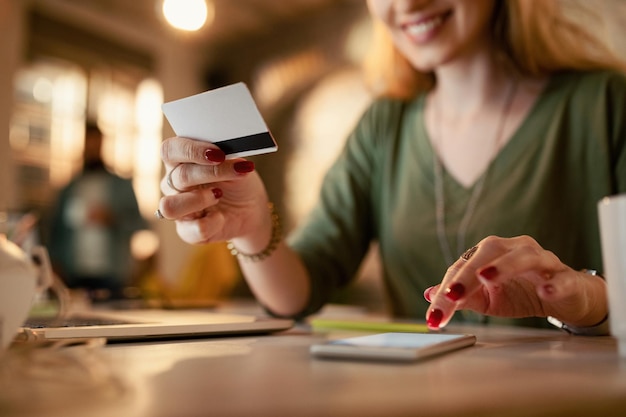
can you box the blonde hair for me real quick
[364,0,626,99]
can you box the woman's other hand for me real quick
[423,235,608,330]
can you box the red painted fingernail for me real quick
[205,148,225,163]
[234,161,255,173]
[479,266,498,280]
[445,283,465,301]
[212,188,223,199]
[543,284,555,295]
[423,287,434,302]
[427,308,444,328]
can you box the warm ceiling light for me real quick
[162,0,213,32]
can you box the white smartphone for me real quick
[310,332,476,362]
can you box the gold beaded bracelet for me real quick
[226,202,282,262]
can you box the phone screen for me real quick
[330,333,468,348]
[310,332,476,362]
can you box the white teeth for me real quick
[406,16,443,36]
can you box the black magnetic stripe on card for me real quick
[216,132,276,155]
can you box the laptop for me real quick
[14,240,293,343]
[20,308,294,342]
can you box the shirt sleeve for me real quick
[284,98,405,318]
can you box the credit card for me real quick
[162,82,277,159]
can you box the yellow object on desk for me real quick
[310,318,429,333]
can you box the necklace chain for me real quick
[433,80,518,266]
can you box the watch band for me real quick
[547,314,610,336]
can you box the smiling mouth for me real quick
[403,11,451,40]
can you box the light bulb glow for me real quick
[162,0,212,32]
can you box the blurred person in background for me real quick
[49,122,147,300]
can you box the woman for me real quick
[157,0,626,334]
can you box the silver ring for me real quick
[154,209,165,220]
[460,245,478,261]
[167,164,185,193]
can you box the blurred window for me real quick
[10,11,163,220]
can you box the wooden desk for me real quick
[3,315,626,417]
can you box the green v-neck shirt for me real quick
[288,70,626,321]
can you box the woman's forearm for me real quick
[236,242,311,318]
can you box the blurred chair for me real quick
[138,242,241,308]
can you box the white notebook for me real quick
[20,308,293,342]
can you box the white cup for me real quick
[598,194,626,357]
[0,236,38,349]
